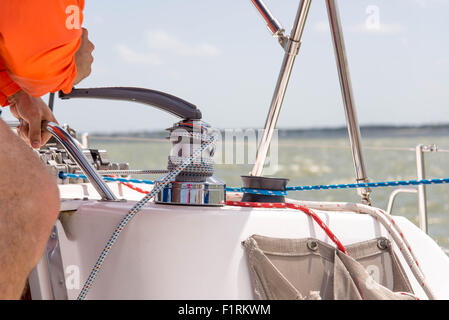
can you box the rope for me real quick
[285,178,449,192]
[118,181,150,195]
[284,199,436,300]
[76,133,217,300]
[60,172,155,185]
[77,169,169,176]
[60,172,449,197]
[226,201,347,254]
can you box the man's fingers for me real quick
[41,131,52,146]
[17,121,29,143]
[9,104,19,119]
[40,121,53,146]
[27,116,42,149]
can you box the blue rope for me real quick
[285,178,449,192]
[59,172,449,196]
[59,172,154,185]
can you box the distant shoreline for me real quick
[89,124,449,139]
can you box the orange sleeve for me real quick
[0,0,85,98]
[0,57,21,107]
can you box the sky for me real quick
[3,0,449,133]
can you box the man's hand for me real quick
[74,28,95,85]
[8,90,57,149]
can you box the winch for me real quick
[154,119,225,206]
[52,87,226,206]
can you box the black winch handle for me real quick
[59,87,202,120]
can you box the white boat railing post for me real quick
[416,144,428,233]
[325,0,371,205]
[251,0,312,177]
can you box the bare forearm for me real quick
[0,120,60,299]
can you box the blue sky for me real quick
[4,0,449,133]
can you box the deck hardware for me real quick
[377,239,390,250]
[307,240,319,251]
[46,122,118,201]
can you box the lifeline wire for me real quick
[76,133,216,300]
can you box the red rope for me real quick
[108,175,151,195]
[120,181,150,194]
[226,201,347,254]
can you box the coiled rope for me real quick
[76,132,216,300]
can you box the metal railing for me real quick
[386,144,449,234]
[46,122,118,201]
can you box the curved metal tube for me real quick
[386,187,418,216]
[46,122,118,201]
[59,87,202,120]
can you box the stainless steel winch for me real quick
[154,119,225,206]
[48,86,226,206]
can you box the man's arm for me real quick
[0,0,87,96]
[0,58,20,107]
[0,0,94,148]
[0,119,60,299]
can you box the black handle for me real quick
[59,87,202,120]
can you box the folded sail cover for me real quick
[243,235,416,300]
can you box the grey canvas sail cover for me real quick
[243,235,416,300]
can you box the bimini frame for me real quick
[250,0,371,205]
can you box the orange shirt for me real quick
[0,0,85,106]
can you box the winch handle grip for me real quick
[59,87,202,120]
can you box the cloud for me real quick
[116,44,163,65]
[93,15,105,25]
[147,31,220,57]
[414,0,449,8]
[349,22,406,35]
[115,30,220,66]
[314,20,329,33]
[314,20,405,36]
